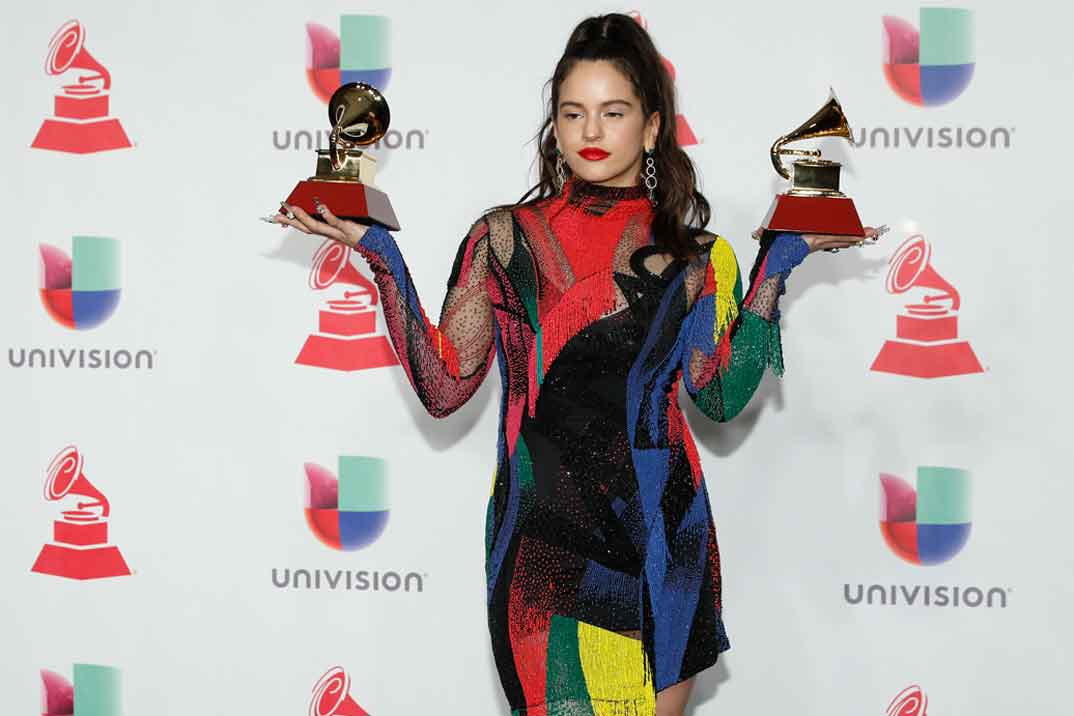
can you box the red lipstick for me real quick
[578,148,610,161]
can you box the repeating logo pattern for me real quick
[296,239,398,371]
[32,19,131,153]
[306,15,391,102]
[887,684,928,716]
[871,233,983,378]
[41,664,122,716]
[880,467,971,566]
[883,8,974,107]
[304,456,389,551]
[310,667,370,716]
[39,237,121,330]
[31,446,131,580]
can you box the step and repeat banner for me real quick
[1,1,1068,714]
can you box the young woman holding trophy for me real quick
[267,13,882,716]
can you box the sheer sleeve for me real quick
[679,231,809,422]
[352,219,496,418]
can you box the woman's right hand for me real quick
[267,199,370,248]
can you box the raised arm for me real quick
[351,219,496,418]
[679,231,809,422]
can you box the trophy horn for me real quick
[328,82,391,172]
[885,235,961,311]
[44,445,110,517]
[769,91,854,179]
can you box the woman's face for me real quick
[553,59,660,188]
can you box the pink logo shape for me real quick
[628,11,697,146]
[887,685,928,716]
[295,239,399,372]
[31,446,131,580]
[871,233,983,378]
[31,20,132,154]
[310,667,370,716]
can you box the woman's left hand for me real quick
[803,225,887,253]
[751,225,889,253]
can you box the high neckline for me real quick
[567,176,648,203]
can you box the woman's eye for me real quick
[564,112,582,120]
[605,112,624,118]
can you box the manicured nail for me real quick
[259,216,278,224]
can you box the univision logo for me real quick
[7,236,156,371]
[271,455,425,593]
[39,236,120,330]
[272,14,427,153]
[880,467,970,565]
[304,456,389,551]
[41,663,122,716]
[305,16,390,104]
[855,9,1014,150]
[883,8,974,107]
[844,466,1010,609]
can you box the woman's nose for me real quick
[583,116,602,142]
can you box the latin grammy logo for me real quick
[31,19,132,154]
[871,234,983,378]
[31,446,131,580]
[887,684,928,716]
[310,667,369,716]
[295,239,399,371]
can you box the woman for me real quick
[268,13,880,716]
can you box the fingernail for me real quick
[259,216,277,224]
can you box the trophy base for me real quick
[31,543,131,580]
[285,179,401,231]
[762,193,865,237]
[31,118,132,154]
[870,339,983,379]
[295,333,399,372]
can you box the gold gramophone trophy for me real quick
[281,82,400,231]
[760,91,865,238]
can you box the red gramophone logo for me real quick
[628,11,697,145]
[31,19,132,154]
[871,233,983,378]
[887,684,928,716]
[295,239,399,371]
[310,667,369,716]
[31,446,131,580]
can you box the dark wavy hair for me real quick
[513,13,711,259]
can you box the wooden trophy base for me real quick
[285,180,400,231]
[762,193,865,237]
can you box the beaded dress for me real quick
[353,177,809,715]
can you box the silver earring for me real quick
[555,149,568,194]
[643,148,658,206]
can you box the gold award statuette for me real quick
[281,82,401,231]
[760,91,865,238]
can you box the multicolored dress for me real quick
[353,178,809,715]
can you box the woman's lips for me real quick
[578,148,610,161]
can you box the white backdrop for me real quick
[2,1,1070,714]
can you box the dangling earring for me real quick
[554,148,568,194]
[643,148,658,206]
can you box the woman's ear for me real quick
[645,112,661,150]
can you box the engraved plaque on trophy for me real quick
[281,82,400,231]
[760,91,865,237]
